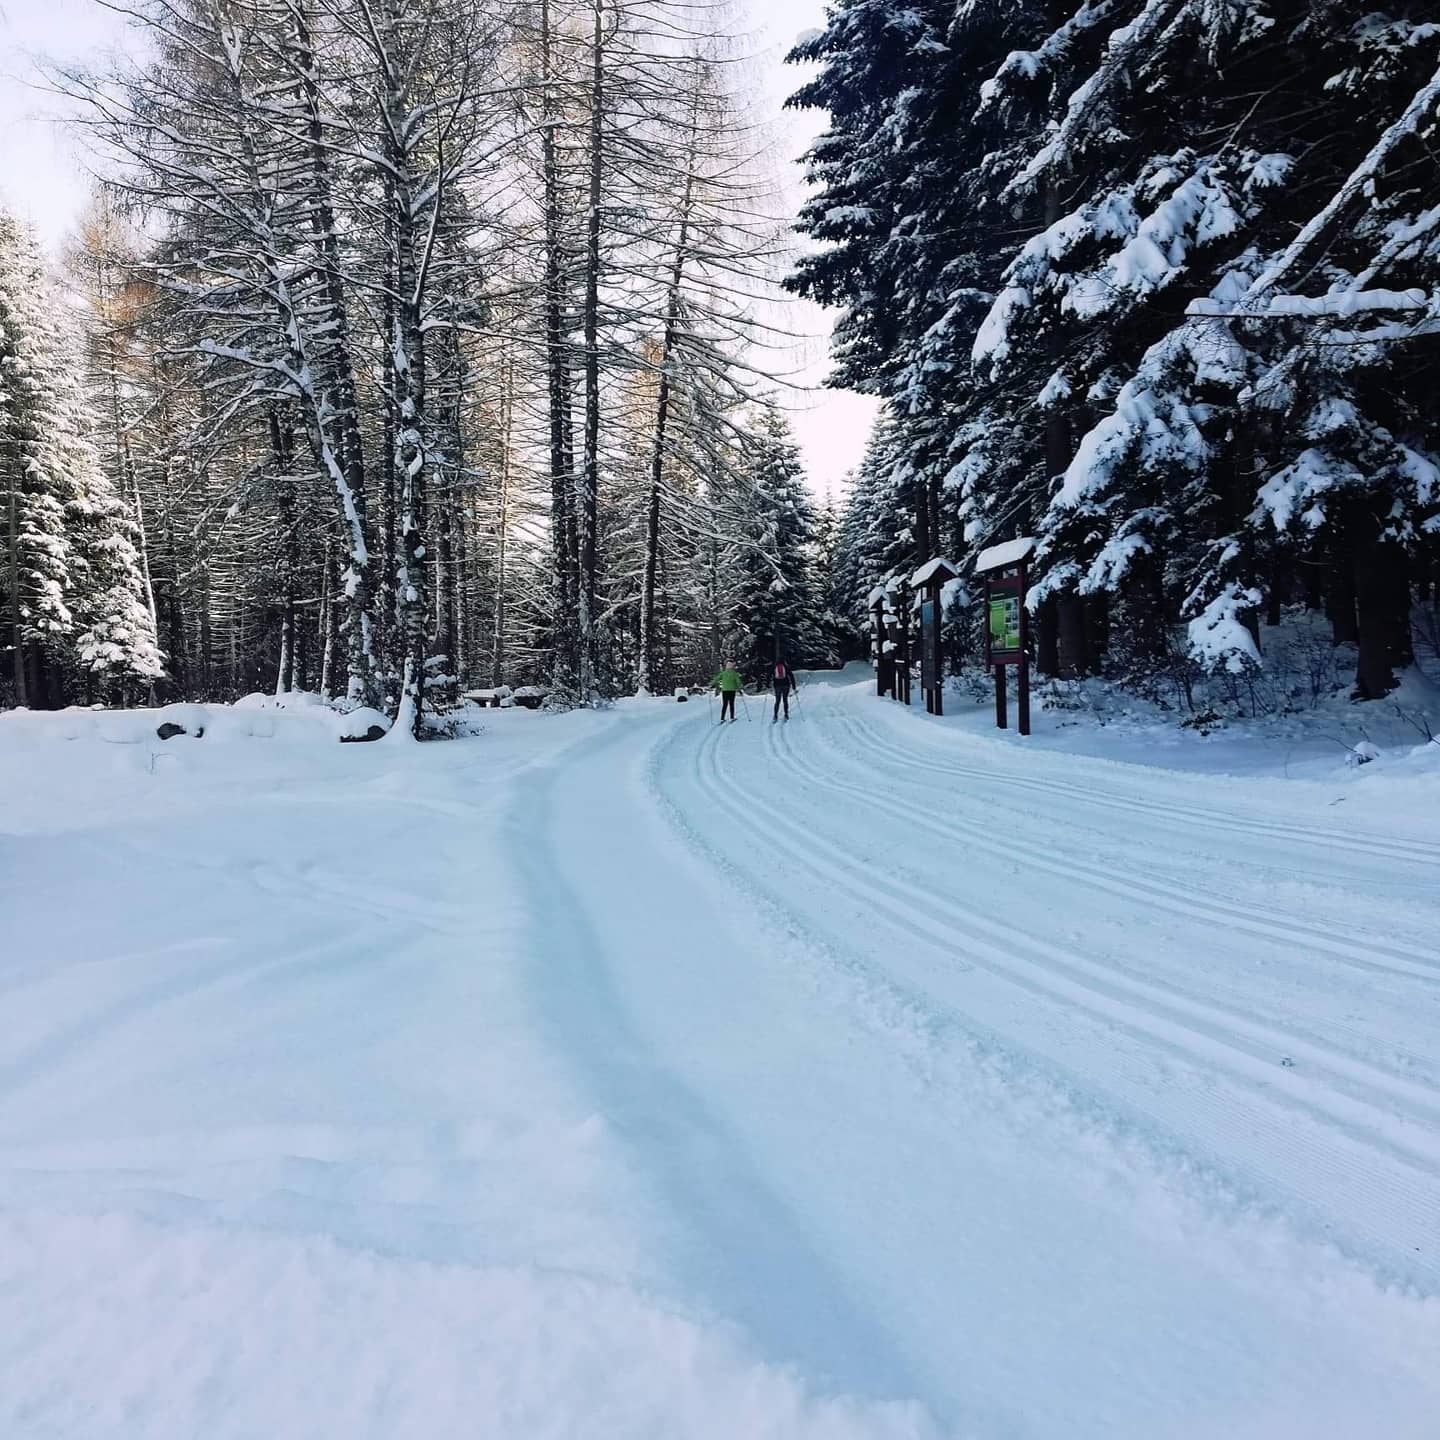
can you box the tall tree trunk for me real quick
[1045,407,1088,677]
[319,536,338,701]
[270,405,298,695]
[1036,594,1059,677]
[1086,589,1110,668]
[439,324,468,690]
[294,585,309,693]
[577,0,605,701]
[1057,593,1089,677]
[371,0,435,738]
[199,563,213,699]
[1354,520,1400,699]
[639,481,664,694]
[98,260,160,653]
[454,491,471,684]
[1265,553,1285,628]
[660,540,673,692]
[7,479,27,706]
[26,645,44,710]
[284,0,376,704]
[1040,148,1085,679]
[437,490,457,677]
[914,494,931,572]
[214,12,376,707]
[541,0,577,693]
[927,475,941,569]
[639,88,699,695]
[1386,546,1414,670]
[492,355,514,688]
[1327,535,1359,645]
[380,169,400,681]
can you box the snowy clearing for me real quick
[3,674,1439,1438]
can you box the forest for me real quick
[2,0,841,732]
[3,0,1439,731]
[797,0,1440,713]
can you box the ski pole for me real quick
[740,687,752,722]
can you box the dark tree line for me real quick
[792,1,1440,706]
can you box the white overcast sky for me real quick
[0,0,878,497]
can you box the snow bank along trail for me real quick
[2,685,1438,1438]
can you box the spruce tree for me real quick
[2,209,162,705]
[731,409,822,674]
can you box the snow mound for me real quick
[0,697,393,747]
[2,1212,939,1440]
[334,706,392,741]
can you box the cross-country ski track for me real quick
[2,672,1439,1439]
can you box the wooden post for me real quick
[908,558,958,719]
[931,588,945,716]
[995,663,1007,728]
[871,595,887,697]
[1017,563,1032,736]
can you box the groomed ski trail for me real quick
[502,680,1440,1436]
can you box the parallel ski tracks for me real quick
[752,722,1440,1160]
[841,706,1440,871]
[807,711,1440,988]
[655,710,1440,1282]
[771,717,1440,1089]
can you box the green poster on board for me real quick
[989,595,1021,653]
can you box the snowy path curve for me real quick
[503,680,1440,1434]
[670,699,1440,1281]
[4,687,1439,1439]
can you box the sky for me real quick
[0,0,878,498]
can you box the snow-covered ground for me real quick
[3,674,1439,1439]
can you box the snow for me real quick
[3,679,1440,1437]
[1187,583,1264,672]
[1190,286,1431,319]
[1037,370,1071,407]
[907,556,957,587]
[1247,57,1440,302]
[1254,448,1357,531]
[0,695,390,748]
[973,536,1036,572]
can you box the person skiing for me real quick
[710,660,743,723]
[772,658,797,722]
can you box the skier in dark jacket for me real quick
[772,660,797,722]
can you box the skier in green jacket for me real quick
[710,662,743,723]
